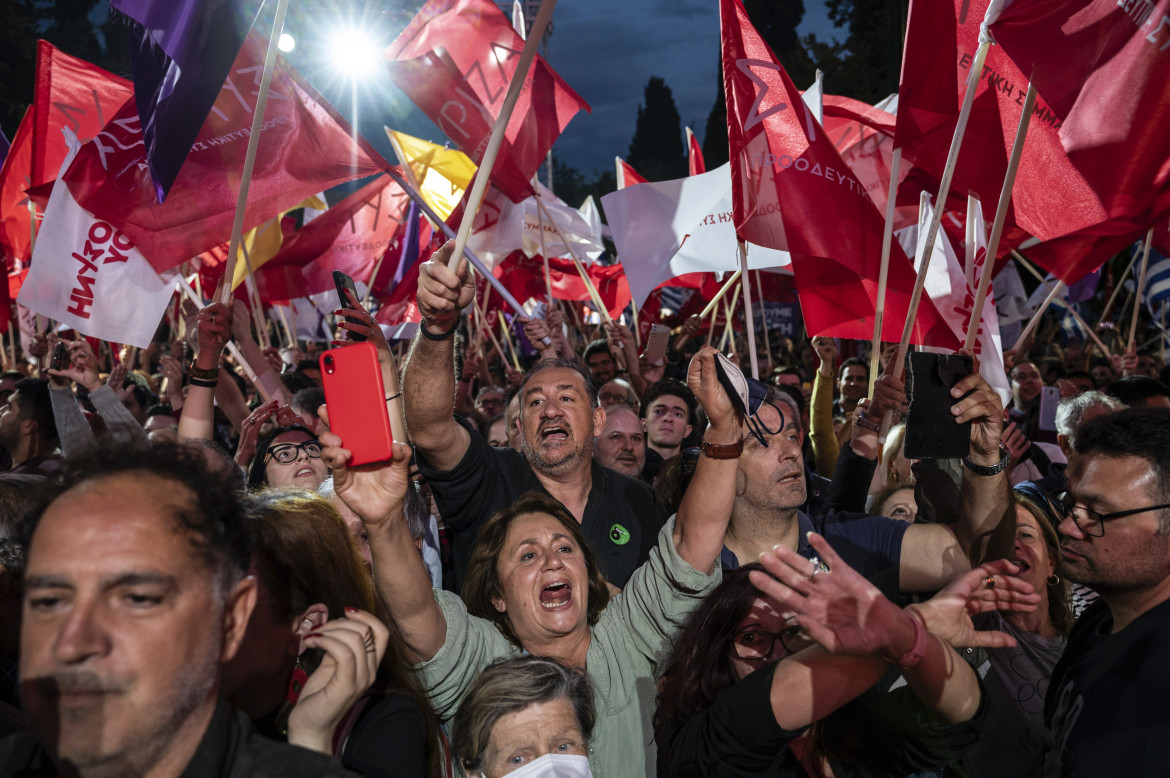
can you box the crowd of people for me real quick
[0,238,1169,777]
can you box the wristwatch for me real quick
[963,445,1011,476]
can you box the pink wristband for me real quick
[895,611,929,669]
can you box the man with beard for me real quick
[1040,408,1170,776]
[0,444,354,777]
[404,242,667,591]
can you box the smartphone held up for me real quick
[320,342,394,466]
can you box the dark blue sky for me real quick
[280,0,838,183]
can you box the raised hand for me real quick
[319,421,414,532]
[234,400,280,468]
[286,608,389,755]
[688,346,737,437]
[812,336,837,376]
[907,560,1040,650]
[197,302,234,360]
[950,370,1004,462]
[417,241,474,335]
[48,338,101,392]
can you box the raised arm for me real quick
[320,432,446,664]
[402,241,475,472]
[178,302,232,444]
[672,346,740,574]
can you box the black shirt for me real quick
[1041,597,1170,776]
[416,415,668,591]
[0,698,357,777]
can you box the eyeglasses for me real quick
[1053,491,1170,538]
[264,440,322,465]
[731,624,813,663]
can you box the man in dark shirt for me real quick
[406,242,667,591]
[0,445,353,777]
[1041,408,1170,776]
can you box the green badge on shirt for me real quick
[609,524,630,545]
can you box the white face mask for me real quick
[502,753,592,778]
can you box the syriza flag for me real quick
[603,163,791,308]
[19,141,178,348]
[720,0,958,347]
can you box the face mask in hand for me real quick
[504,753,592,778]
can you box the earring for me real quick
[1047,573,1060,586]
[287,656,308,705]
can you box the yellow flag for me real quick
[231,195,327,292]
[385,128,476,222]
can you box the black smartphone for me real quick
[49,342,67,372]
[332,270,368,343]
[904,352,974,460]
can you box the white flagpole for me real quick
[868,146,902,394]
[1129,228,1155,352]
[738,241,759,379]
[447,0,557,271]
[964,83,1037,350]
[218,0,290,304]
[964,194,979,290]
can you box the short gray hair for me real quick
[1055,390,1123,445]
[452,655,595,773]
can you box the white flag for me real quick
[897,196,1010,406]
[602,163,791,308]
[18,142,179,348]
[521,182,605,262]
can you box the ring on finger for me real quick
[985,575,996,589]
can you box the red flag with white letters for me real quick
[62,33,385,274]
[384,0,589,203]
[31,41,133,193]
[720,0,958,346]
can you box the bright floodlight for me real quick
[278,33,296,52]
[329,27,381,79]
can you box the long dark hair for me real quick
[656,564,762,728]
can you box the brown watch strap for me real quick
[700,438,744,459]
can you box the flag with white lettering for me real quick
[720,0,958,347]
[521,182,605,262]
[20,143,179,348]
[602,163,791,308]
[62,33,386,274]
[31,41,134,194]
[111,0,265,202]
[384,0,589,203]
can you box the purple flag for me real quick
[111,0,265,202]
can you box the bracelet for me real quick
[963,445,1011,476]
[700,437,744,459]
[188,362,219,381]
[893,611,930,669]
[854,413,880,432]
[419,318,459,341]
[188,376,218,389]
[386,392,402,401]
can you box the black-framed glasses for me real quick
[731,624,813,663]
[264,440,322,465]
[1053,491,1170,538]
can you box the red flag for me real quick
[62,33,386,274]
[384,0,589,203]
[493,252,631,319]
[720,0,958,347]
[616,157,647,189]
[31,41,134,193]
[0,109,38,267]
[895,0,1109,256]
[686,127,706,176]
[254,174,410,302]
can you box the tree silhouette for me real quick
[626,76,686,182]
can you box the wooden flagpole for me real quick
[699,270,743,319]
[964,83,1037,350]
[218,0,290,304]
[964,194,979,289]
[754,269,773,374]
[868,146,902,395]
[447,0,557,271]
[177,277,270,402]
[498,311,522,370]
[738,242,759,379]
[721,285,742,353]
[534,195,610,321]
[535,198,556,306]
[1099,251,1139,326]
[1129,228,1155,352]
[1011,280,1064,352]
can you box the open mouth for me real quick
[777,470,802,485]
[539,581,573,609]
[540,425,569,442]
[294,467,316,478]
[1007,558,1031,574]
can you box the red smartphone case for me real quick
[319,343,394,467]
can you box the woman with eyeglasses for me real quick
[248,425,329,490]
[656,540,1039,777]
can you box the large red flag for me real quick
[895,0,1111,261]
[0,110,38,267]
[384,0,589,203]
[62,33,386,274]
[720,0,958,347]
[254,174,410,302]
[31,41,133,193]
